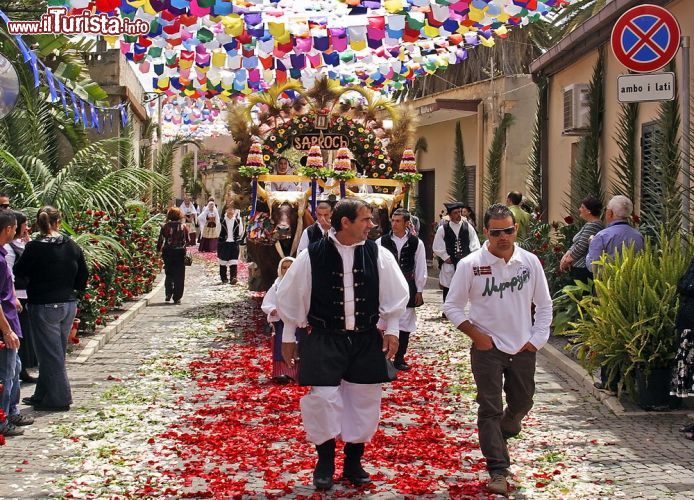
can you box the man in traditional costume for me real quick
[376,208,427,371]
[217,206,244,284]
[432,201,480,313]
[277,198,408,491]
[296,201,332,254]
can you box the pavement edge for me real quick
[540,342,694,418]
[68,279,165,365]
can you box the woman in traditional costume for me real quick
[198,201,220,253]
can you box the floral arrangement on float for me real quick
[330,147,358,181]
[262,114,390,182]
[238,141,270,178]
[393,148,422,184]
[296,145,331,179]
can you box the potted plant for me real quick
[566,232,694,409]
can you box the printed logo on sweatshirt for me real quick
[473,265,492,276]
[482,265,531,298]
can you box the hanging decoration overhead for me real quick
[47,0,578,98]
[154,95,229,140]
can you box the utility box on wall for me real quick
[562,83,590,135]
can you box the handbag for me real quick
[385,357,398,381]
[184,252,193,266]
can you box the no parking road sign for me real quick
[611,4,681,73]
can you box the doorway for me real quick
[417,170,435,259]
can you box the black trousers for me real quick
[162,247,186,301]
[17,298,37,369]
[298,328,390,386]
[470,345,536,474]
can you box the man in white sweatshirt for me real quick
[443,203,552,496]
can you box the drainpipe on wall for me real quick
[682,36,691,233]
[538,75,550,224]
[477,100,485,217]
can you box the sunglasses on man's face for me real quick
[488,226,516,237]
[0,203,9,209]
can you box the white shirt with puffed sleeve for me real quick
[278,230,409,342]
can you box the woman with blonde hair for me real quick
[14,206,88,411]
[156,207,189,304]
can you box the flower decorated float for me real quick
[236,80,419,290]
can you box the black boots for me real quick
[220,265,238,284]
[313,439,335,490]
[342,442,371,485]
[394,331,411,371]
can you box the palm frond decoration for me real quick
[305,77,343,111]
[246,81,305,125]
[386,105,416,167]
[340,85,400,123]
[610,102,639,203]
[228,103,254,163]
[567,47,605,219]
[484,113,515,207]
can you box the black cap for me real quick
[444,202,465,214]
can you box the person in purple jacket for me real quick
[0,209,32,436]
[586,195,644,275]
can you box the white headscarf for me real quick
[273,256,295,290]
[198,201,221,233]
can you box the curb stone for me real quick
[540,342,694,418]
[68,278,165,365]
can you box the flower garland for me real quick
[262,114,391,182]
[239,166,270,178]
[393,172,423,184]
[296,166,331,179]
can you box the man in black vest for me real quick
[296,201,332,254]
[277,199,409,491]
[217,206,244,284]
[433,201,480,311]
[376,208,427,371]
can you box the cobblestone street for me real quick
[0,260,693,499]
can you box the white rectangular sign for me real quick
[618,72,675,103]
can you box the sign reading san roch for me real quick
[611,4,681,103]
[292,133,349,151]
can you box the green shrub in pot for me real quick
[565,231,694,397]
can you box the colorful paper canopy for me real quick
[51,0,579,98]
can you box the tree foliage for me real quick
[610,102,639,204]
[448,121,467,203]
[568,48,605,218]
[484,113,514,207]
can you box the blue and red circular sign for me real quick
[611,4,681,73]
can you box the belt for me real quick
[311,326,377,335]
